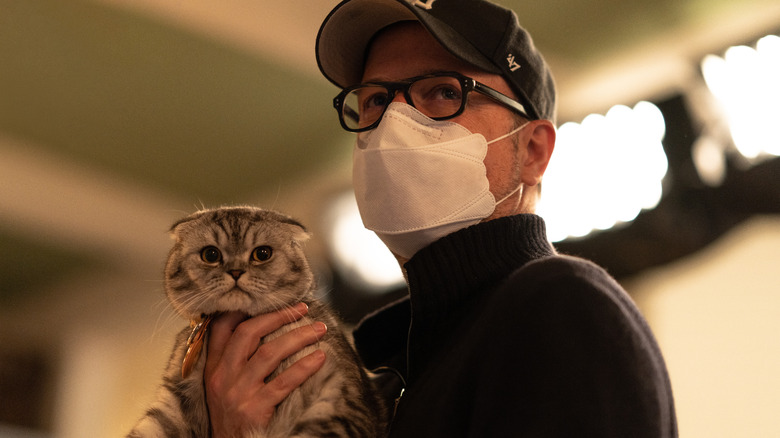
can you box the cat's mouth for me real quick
[222,286,252,298]
[207,287,255,314]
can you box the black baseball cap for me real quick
[316,0,556,122]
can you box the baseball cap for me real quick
[316,0,556,122]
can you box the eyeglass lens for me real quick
[341,75,465,131]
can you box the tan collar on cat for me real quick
[182,314,214,378]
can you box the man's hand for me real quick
[204,303,327,438]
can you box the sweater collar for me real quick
[405,214,555,326]
[353,214,555,370]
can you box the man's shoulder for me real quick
[501,254,623,299]
[474,253,662,369]
[481,254,642,329]
[468,254,676,438]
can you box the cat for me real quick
[127,206,385,437]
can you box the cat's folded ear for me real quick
[285,221,312,245]
[167,213,204,239]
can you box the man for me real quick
[205,0,678,436]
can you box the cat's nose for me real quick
[228,269,245,280]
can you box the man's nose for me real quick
[390,90,413,105]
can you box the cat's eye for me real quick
[200,246,222,264]
[251,246,273,263]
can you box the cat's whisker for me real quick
[178,288,215,317]
[269,185,282,211]
[150,297,182,338]
[313,284,335,302]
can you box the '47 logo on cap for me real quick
[506,53,521,72]
[405,0,436,10]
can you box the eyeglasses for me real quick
[333,71,530,132]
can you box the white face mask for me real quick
[353,102,529,259]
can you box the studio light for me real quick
[538,101,668,242]
[701,34,780,161]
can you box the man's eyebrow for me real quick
[360,69,458,84]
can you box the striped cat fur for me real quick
[127,206,385,437]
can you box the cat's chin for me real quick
[178,285,300,319]
[210,290,254,312]
[198,290,280,317]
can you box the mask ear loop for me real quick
[488,121,531,206]
[494,182,523,205]
[486,121,530,145]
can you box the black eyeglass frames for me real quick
[332,71,530,132]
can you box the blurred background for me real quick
[1,0,778,436]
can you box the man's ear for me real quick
[520,119,556,186]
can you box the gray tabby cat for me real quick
[128,206,385,437]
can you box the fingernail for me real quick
[314,322,328,335]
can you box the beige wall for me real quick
[631,215,780,437]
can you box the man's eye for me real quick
[362,92,390,110]
[431,84,461,101]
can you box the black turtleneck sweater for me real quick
[353,214,677,437]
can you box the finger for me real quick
[206,311,247,372]
[247,321,328,378]
[219,303,310,372]
[261,349,327,408]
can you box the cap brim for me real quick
[316,0,498,89]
